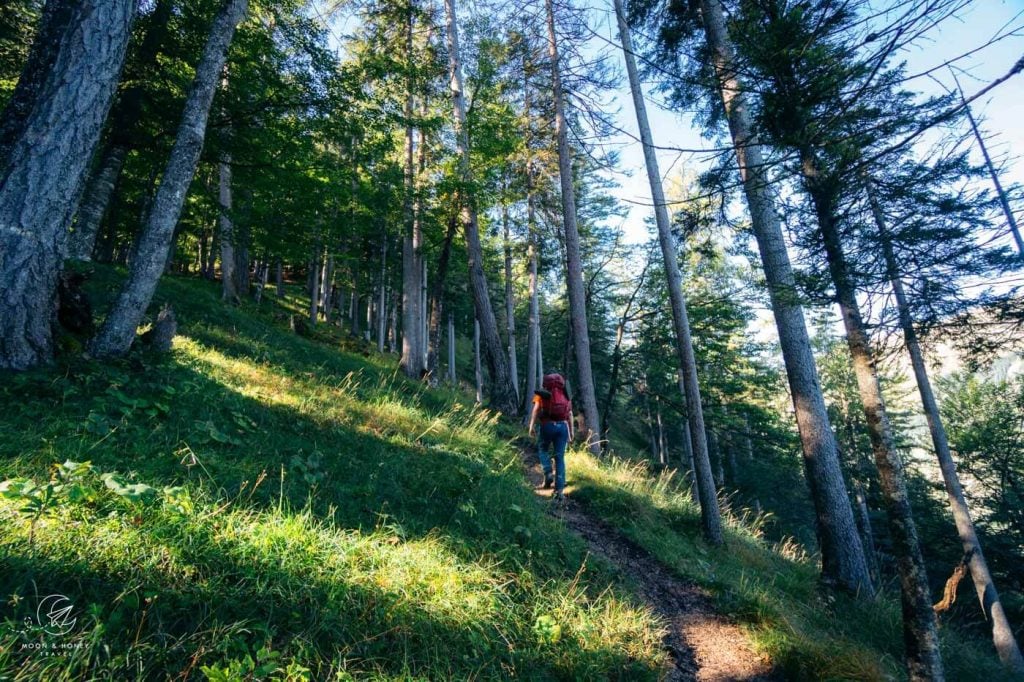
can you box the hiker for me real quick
[527,372,574,499]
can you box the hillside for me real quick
[0,269,1016,681]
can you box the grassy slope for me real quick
[566,450,1019,681]
[0,269,663,681]
[0,268,1015,681]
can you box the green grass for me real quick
[0,268,665,680]
[565,450,1020,681]
[1,267,1016,681]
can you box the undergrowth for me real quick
[566,450,1020,681]
[0,268,664,680]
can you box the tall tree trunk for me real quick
[502,198,520,401]
[615,0,723,541]
[447,311,456,383]
[219,155,240,304]
[90,0,248,357]
[697,0,871,586]
[522,84,541,418]
[377,236,387,353]
[0,0,135,369]
[870,185,1024,671]
[443,0,517,414]
[400,5,423,378]
[0,0,79,162]
[953,78,1023,255]
[70,0,175,261]
[275,259,284,297]
[474,318,483,403]
[656,400,666,466]
[545,0,600,450]
[426,215,456,385]
[808,161,943,680]
[308,241,321,326]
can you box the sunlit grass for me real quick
[0,269,668,680]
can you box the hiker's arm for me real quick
[567,408,575,441]
[528,402,540,437]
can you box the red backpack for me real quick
[540,374,571,421]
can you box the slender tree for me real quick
[687,0,873,590]
[615,0,722,542]
[442,0,518,414]
[91,0,249,357]
[544,0,601,451]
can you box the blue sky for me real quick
[594,0,1024,246]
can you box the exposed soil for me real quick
[521,446,776,681]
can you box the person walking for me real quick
[528,372,574,500]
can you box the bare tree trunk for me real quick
[953,78,1023,255]
[89,0,248,357]
[275,260,284,297]
[400,6,424,377]
[545,0,600,450]
[697,0,871,584]
[656,400,666,466]
[615,0,722,541]
[426,215,457,385]
[810,162,943,680]
[219,155,240,304]
[0,0,135,369]
[522,122,541,418]
[308,242,321,326]
[474,318,483,403]
[70,0,175,261]
[502,199,520,401]
[254,258,268,303]
[389,293,398,352]
[870,186,1023,671]
[447,311,456,383]
[377,237,387,353]
[443,0,518,414]
[852,477,880,582]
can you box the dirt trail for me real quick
[521,447,775,682]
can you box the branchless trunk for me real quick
[953,77,1023,256]
[400,4,424,378]
[219,154,240,304]
[697,0,871,583]
[443,0,518,414]
[275,259,284,297]
[869,184,1023,671]
[0,0,135,369]
[545,0,600,450]
[502,198,520,401]
[522,74,541,419]
[808,159,943,680]
[377,236,387,353]
[71,0,174,261]
[90,0,248,357]
[616,0,723,541]
[308,241,321,326]
[426,215,457,385]
[474,318,483,403]
[447,311,456,383]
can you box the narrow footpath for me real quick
[520,446,776,682]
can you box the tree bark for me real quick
[275,259,284,297]
[400,5,424,378]
[502,199,520,401]
[809,159,943,680]
[0,0,135,369]
[954,79,1023,256]
[447,311,456,383]
[697,0,871,585]
[89,0,248,357]
[474,317,483,403]
[615,0,723,540]
[308,242,321,326]
[426,215,456,385]
[443,0,518,414]
[70,0,175,261]
[545,0,600,450]
[377,236,387,353]
[219,155,240,304]
[870,185,1023,671]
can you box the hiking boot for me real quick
[553,490,565,502]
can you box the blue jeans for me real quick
[537,421,569,491]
